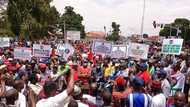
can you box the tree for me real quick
[60,6,86,39]
[159,18,190,41]
[0,0,15,36]
[6,0,60,40]
[106,22,120,42]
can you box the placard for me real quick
[67,31,80,40]
[128,43,149,59]
[0,37,10,47]
[14,47,32,61]
[92,41,112,55]
[33,44,51,57]
[162,39,183,55]
[111,45,127,58]
[57,43,75,60]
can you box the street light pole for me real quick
[140,0,146,38]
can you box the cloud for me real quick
[52,0,190,36]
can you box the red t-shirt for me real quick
[137,70,150,84]
[74,70,78,81]
[79,66,91,83]
[88,51,93,62]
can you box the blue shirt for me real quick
[126,92,152,107]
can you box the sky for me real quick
[51,0,190,36]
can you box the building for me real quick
[86,31,106,40]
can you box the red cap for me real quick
[39,63,47,69]
[115,76,126,86]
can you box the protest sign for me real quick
[111,45,127,58]
[33,44,51,57]
[92,40,112,56]
[67,31,80,41]
[128,43,149,59]
[14,47,32,61]
[57,43,75,60]
[162,39,183,55]
[0,37,10,47]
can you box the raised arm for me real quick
[0,75,6,97]
[67,68,74,95]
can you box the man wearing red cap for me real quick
[150,80,166,107]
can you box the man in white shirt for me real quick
[157,70,171,98]
[151,80,166,107]
[14,80,26,107]
[36,68,74,107]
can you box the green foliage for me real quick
[60,6,86,39]
[159,18,190,41]
[4,0,60,39]
[0,5,14,37]
[106,22,120,42]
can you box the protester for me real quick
[126,77,152,107]
[168,91,187,107]
[102,89,112,107]
[150,80,166,107]
[36,67,74,107]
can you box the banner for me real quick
[162,39,183,55]
[14,47,32,61]
[67,31,80,40]
[0,37,10,47]
[57,43,75,60]
[128,43,149,59]
[92,40,112,55]
[111,45,127,58]
[33,44,52,57]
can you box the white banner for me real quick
[162,39,183,55]
[67,31,80,40]
[128,43,149,59]
[14,47,32,61]
[33,44,52,57]
[111,45,127,58]
[57,43,75,60]
[92,40,112,56]
[0,37,10,47]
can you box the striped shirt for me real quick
[126,92,152,107]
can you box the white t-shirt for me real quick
[151,93,166,107]
[83,94,96,104]
[161,79,171,98]
[36,90,70,107]
[17,92,26,107]
[171,73,185,92]
[164,65,172,78]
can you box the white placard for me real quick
[92,40,112,55]
[128,43,149,59]
[57,43,75,60]
[0,37,10,47]
[162,39,183,55]
[67,31,80,40]
[33,44,52,57]
[111,45,127,58]
[14,47,32,61]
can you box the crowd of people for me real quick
[0,38,189,107]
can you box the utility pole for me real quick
[64,20,67,43]
[104,26,107,37]
[140,0,146,38]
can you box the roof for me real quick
[146,36,160,41]
[86,31,106,39]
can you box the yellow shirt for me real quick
[104,67,111,77]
